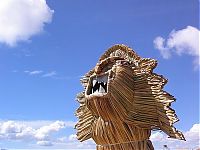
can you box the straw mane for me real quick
[75,44,185,149]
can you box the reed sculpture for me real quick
[75,44,185,150]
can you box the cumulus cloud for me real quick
[37,140,53,146]
[35,121,65,140]
[0,0,54,46]
[54,125,200,149]
[68,134,77,141]
[154,36,171,59]
[0,121,34,140]
[1,120,198,149]
[184,124,200,144]
[154,26,199,68]
[62,125,199,149]
[150,123,200,149]
[0,120,75,146]
[57,134,95,149]
[150,131,165,142]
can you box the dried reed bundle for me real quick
[75,44,185,150]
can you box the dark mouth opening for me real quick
[88,74,108,95]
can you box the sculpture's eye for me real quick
[101,62,114,73]
[116,60,131,66]
[95,57,124,74]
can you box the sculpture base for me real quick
[96,140,154,150]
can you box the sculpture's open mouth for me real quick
[91,75,108,94]
[86,73,109,96]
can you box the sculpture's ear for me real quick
[135,58,157,74]
[99,44,141,62]
[80,69,95,89]
[75,92,95,141]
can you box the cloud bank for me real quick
[0,0,54,46]
[154,26,199,68]
[150,123,200,149]
[0,120,199,149]
[0,120,75,146]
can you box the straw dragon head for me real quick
[75,44,185,144]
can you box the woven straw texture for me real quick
[75,44,185,150]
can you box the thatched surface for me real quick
[75,44,185,150]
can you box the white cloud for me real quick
[150,131,165,142]
[24,70,43,75]
[0,121,35,140]
[23,70,58,78]
[0,119,94,148]
[153,36,171,59]
[150,123,200,149]
[0,120,75,129]
[68,134,77,141]
[154,26,199,68]
[29,70,43,75]
[37,140,53,146]
[0,121,22,134]
[184,124,200,143]
[35,121,65,140]
[0,0,54,46]
[52,124,200,149]
[57,136,68,142]
[0,120,76,146]
[60,124,200,149]
[21,70,76,80]
[42,71,57,77]
[0,120,198,149]
[54,134,95,149]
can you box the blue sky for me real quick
[0,0,199,149]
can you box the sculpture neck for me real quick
[92,117,154,150]
[96,139,154,150]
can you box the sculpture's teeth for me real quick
[99,84,105,93]
[94,90,98,93]
[100,82,107,92]
[92,80,99,93]
[90,74,108,95]
[93,79,97,87]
